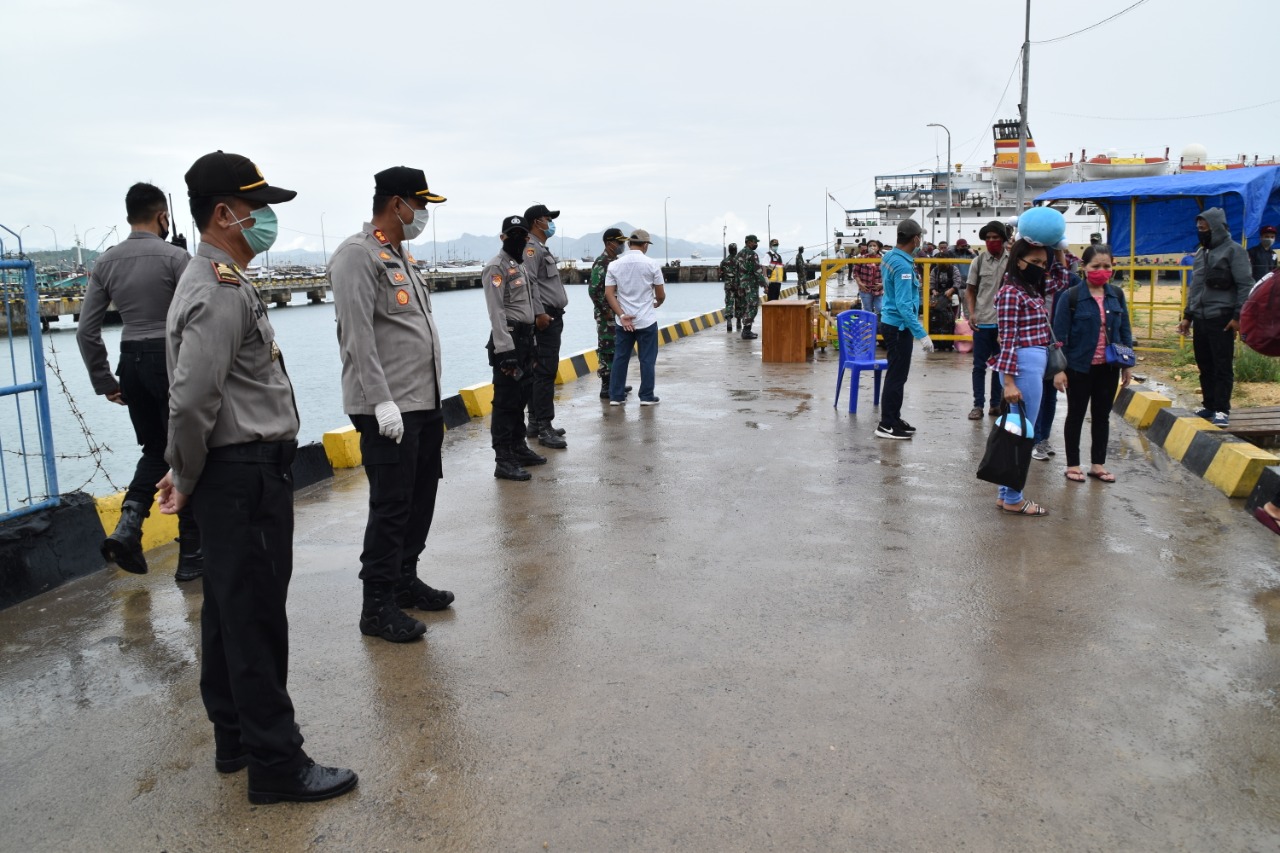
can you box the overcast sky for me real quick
[4,0,1276,257]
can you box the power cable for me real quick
[1032,0,1151,45]
[1051,97,1280,122]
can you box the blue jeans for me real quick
[970,325,1003,409]
[861,293,883,316]
[610,322,658,402]
[1035,375,1058,444]
[996,346,1047,506]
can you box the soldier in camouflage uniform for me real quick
[719,242,738,331]
[588,227,629,399]
[734,234,767,339]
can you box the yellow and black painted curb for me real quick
[1121,386,1280,499]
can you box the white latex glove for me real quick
[919,335,935,353]
[374,401,404,444]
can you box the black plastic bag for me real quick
[976,402,1036,491]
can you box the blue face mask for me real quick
[231,205,278,255]
[545,219,556,238]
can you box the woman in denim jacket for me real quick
[1051,244,1134,483]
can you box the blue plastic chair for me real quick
[833,309,888,414]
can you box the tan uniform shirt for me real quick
[523,236,568,313]
[965,249,1010,327]
[165,243,299,494]
[482,250,537,354]
[329,223,442,414]
[76,231,190,394]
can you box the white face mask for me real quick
[399,199,429,240]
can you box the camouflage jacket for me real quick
[588,249,619,314]
[734,247,768,289]
[719,253,738,286]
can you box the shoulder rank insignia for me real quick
[491,273,504,288]
[379,250,392,260]
[393,272,406,283]
[525,247,536,258]
[396,289,410,305]
[373,229,390,246]
[407,254,416,264]
[212,261,240,286]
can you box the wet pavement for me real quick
[3,325,1280,852]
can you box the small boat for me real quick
[690,250,702,259]
[990,120,1074,189]
[1080,149,1171,180]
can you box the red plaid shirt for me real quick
[853,256,882,295]
[989,262,1070,375]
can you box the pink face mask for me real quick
[1085,269,1112,286]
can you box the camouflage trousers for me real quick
[723,283,737,323]
[734,284,760,322]
[595,309,616,380]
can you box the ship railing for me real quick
[0,226,60,523]
[810,257,1194,354]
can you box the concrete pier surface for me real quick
[3,327,1279,852]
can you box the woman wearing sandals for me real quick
[991,238,1072,516]
[1052,244,1134,484]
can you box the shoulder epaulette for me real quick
[373,229,390,246]
[212,261,241,286]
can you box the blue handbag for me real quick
[1105,341,1137,367]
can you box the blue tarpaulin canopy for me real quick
[1035,168,1280,255]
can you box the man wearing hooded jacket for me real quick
[1176,207,1254,428]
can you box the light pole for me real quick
[42,225,58,254]
[927,122,953,244]
[432,204,445,268]
[664,196,670,266]
[767,204,772,246]
[320,212,328,266]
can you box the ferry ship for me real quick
[835,121,1276,251]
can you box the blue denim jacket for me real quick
[1051,279,1134,373]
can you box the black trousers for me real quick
[193,441,305,772]
[350,410,443,584]
[879,324,915,427]
[529,311,563,425]
[767,281,781,301]
[117,343,171,508]
[1192,316,1236,413]
[1063,363,1121,467]
[490,329,535,452]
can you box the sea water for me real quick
[4,279,731,499]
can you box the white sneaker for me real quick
[609,400,624,407]
[1031,442,1050,461]
[639,397,660,406]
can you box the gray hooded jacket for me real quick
[1186,207,1253,321]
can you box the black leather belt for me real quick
[120,339,166,353]
[206,440,297,463]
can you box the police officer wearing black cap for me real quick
[76,182,202,581]
[522,203,569,449]
[329,166,452,644]
[157,150,356,805]
[482,215,545,481]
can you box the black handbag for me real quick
[1043,300,1067,377]
[976,402,1037,491]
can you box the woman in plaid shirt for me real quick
[854,240,884,314]
[990,238,1070,516]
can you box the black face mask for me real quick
[1197,230,1212,248]
[1020,262,1047,290]
[158,215,170,242]
[503,235,528,259]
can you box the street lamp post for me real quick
[42,225,58,255]
[664,196,670,267]
[767,204,772,245]
[320,212,328,265]
[927,122,953,244]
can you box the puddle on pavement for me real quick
[1254,588,1280,643]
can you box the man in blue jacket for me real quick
[876,220,935,440]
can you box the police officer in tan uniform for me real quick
[522,203,569,449]
[482,215,546,481]
[329,166,452,644]
[157,150,356,805]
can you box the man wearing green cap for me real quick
[734,235,767,339]
[588,227,631,399]
[720,242,738,331]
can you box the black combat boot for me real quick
[512,441,547,466]
[494,448,532,481]
[741,322,758,340]
[103,499,148,574]
[537,423,568,449]
[174,511,203,582]
[525,420,541,439]
[726,317,734,332]
[600,377,611,399]
[395,559,455,611]
[359,581,426,642]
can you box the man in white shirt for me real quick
[604,229,666,406]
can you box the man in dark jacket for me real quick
[1176,207,1254,427]
[1249,225,1277,282]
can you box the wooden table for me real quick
[761,298,816,363]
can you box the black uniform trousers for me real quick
[117,340,173,507]
[1192,316,1237,414]
[192,440,305,772]
[350,409,444,584]
[879,324,916,428]
[489,326,536,451]
[529,310,564,425]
